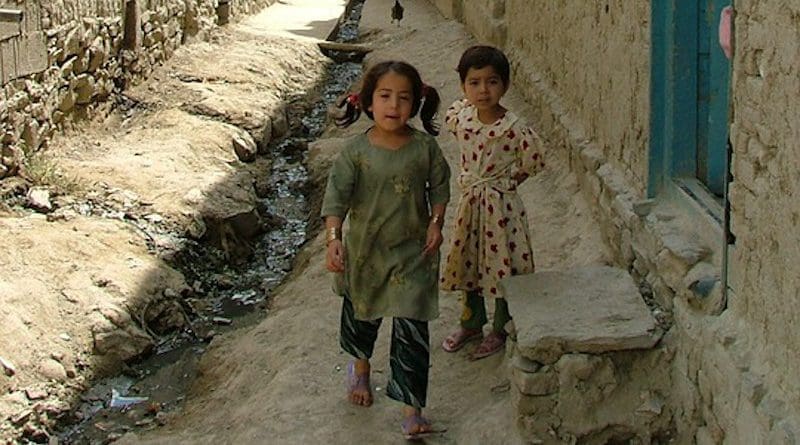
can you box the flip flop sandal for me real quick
[441,328,483,353]
[346,362,373,407]
[469,332,507,360]
[401,414,447,440]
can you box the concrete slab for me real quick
[238,0,348,41]
[501,266,661,364]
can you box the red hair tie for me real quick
[346,93,360,105]
[421,83,430,96]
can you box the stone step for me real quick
[500,265,662,365]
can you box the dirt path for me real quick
[118,1,610,444]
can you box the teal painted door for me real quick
[697,0,730,196]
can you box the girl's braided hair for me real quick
[335,61,441,135]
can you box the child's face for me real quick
[368,71,414,134]
[462,65,507,112]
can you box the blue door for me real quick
[697,0,731,196]
[648,1,731,198]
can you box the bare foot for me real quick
[441,327,482,352]
[347,359,373,407]
[401,406,433,439]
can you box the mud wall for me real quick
[0,0,276,179]
[436,0,800,442]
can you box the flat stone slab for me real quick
[500,266,661,364]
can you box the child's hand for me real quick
[422,224,443,257]
[326,240,345,272]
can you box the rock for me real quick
[27,187,53,212]
[1,356,16,376]
[38,359,67,382]
[59,333,71,341]
[92,325,154,361]
[232,132,257,163]
[501,266,661,364]
[25,388,48,400]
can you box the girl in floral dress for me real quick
[321,61,451,439]
[440,46,546,360]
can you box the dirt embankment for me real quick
[1,9,334,442]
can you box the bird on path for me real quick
[391,0,404,26]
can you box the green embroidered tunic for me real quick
[321,129,451,321]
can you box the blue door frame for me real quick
[648,1,730,197]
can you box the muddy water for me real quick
[54,3,365,444]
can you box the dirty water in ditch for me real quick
[54,3,365,444]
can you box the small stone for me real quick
[27,187,53,212]
[59,333,72,341]
[212,316,232,326]
[39,359,67,382]
[0,356,16,376]
[25,388,48,400]
[232,133,257,163]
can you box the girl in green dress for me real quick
[321,61,451,439]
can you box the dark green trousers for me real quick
[460,290,512,333]
[339,296,430,408]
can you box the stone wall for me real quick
[725,0,800,438]
[0,0,276,179]
[434,0,800,442]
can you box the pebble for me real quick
[0,356,16,376]
[39,359,68,382]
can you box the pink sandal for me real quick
[469,331,507,360]
[441,328,483,352]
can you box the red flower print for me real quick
[465,134,470,140]
[450,285,457,290]
[490,287,497,294]
[452,271,457,277]
[507,203,513,211]
[523,253,530,261]
[479,143,484,150]
[487,230,494,238]
[487,164,495,172]
[466,260,472,268]
[488,204,494,214]
[470,196,477,204]
[498,270,506,279]
[512,228,518,234]
[490,244,498,253]
[472,152,478,161]
[440,277,445,282]
[532,152,539,160]
[455,240,461,247]
[503,145,510,151]
[458,217,463,225]
[503,258,510,266]
[489,131,496,137]
[509,242,517,252]
[508,130,516,139]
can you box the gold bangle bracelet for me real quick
[430,214,442,226]
[326,227,342,244]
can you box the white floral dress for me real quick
[440,99,546,298]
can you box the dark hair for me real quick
[334,61,441,135]
[456,45,510,87]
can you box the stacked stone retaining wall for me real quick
[0,0,276,179]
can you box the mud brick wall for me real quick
[433,0,800,442]
[0,0,276,179]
